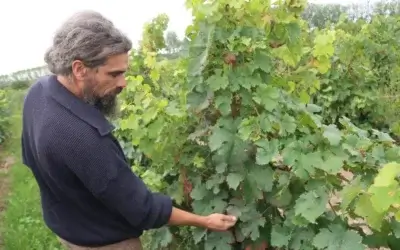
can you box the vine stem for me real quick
[328,199,338,216]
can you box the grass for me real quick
[0,89,63,250]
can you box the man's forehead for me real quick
[103,54,129,71]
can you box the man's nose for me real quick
[117,77,127,89]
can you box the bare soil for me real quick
[0,151,14,248]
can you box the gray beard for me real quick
[82,86,119,119]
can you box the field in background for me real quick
[0,1,400,249]
[0,90,62,250]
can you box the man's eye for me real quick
[109,71,125,77]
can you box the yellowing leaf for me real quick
[373,162,400,187]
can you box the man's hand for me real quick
[204,213,237,231]
[168,207,238,230]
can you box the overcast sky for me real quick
[0,0,371,75]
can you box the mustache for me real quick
[115,87,123,95]
[108,87,123,96]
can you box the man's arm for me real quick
[169,207,207,228]
[168,207,237,231]
[46,130,236,231]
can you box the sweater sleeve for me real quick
[47,130,173,231]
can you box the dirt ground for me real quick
[0,154,13,206]
[0,148,14,248]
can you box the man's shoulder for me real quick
[43,114,103,148]
[35,120,105,165]
[25,75,51,96]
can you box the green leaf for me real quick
[289,229,315,250]
[282,143,302,166]
[235,203,266,240]
[216,163,227,174]
[390,219,400,238]
[192,228,207,244]
[280,114,297,135]
[165,100,185,117]
[208,127,233,151]
[294,188,329,223]
[191,183,208,200]
[240,220,264,241]
[320,153,345,174]
[293,151,323,179]
[214,92,232,116]
[243,176,264,202]
[259,112,274,133]
[373,162,400,187]
[268,187,293,207]
[226,205,242,218]
[204,231,234,250]
[207,73,229,91]
[238,117,258,141]
[192,194,228,215]
[340,178,363,209]
[226,173,244,190]
[354,193,385,230]
[206,174,224,194]
[322,124,342,146]
[306,104,322,113]
[254,49,272,73]
[313,224,364,250]
[150,227,173,248]
[187,22,214,79]
[369,185,400,213]
[271,225,291,247]
[253,85,281,111]
[247,165,275,192]
[312,30,336,58]
[255,139,279,165]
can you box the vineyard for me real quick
[0,90,10,144]
[1,0,400,250]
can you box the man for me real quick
[21,10,237,250]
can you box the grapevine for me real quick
[0,89,11,144]
[113,1,400,249]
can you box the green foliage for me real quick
[0,65,48,89]
[0,89,11,144]
[112,1,400,249]
[0,88,61,250]
[312,14,400,138]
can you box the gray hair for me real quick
[44,10,132,76]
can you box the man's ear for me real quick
[71,60,88,81]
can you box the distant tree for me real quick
[302,3,348,28]
[165,31,182,54]
[373,0,400,16]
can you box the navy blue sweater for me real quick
[21,75,173,247]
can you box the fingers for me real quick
[222,215,237,222]
[220,215,237,229]
[206,213,238,231]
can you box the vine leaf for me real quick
[150,227,173,249]
[209,127,233,151]
[294,188,329,223]
[373,162,400,187]
[254,49,272,73]
[312,224,365,250]
[255,139,279,165]
[354,193,385,230]
[271,224,292,247]
[322,124,342,146]
[207,72,229,91]
[226,173,244,190]
[192,228,208,244]
[204,231,234,250]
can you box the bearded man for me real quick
[21,10,237,250]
